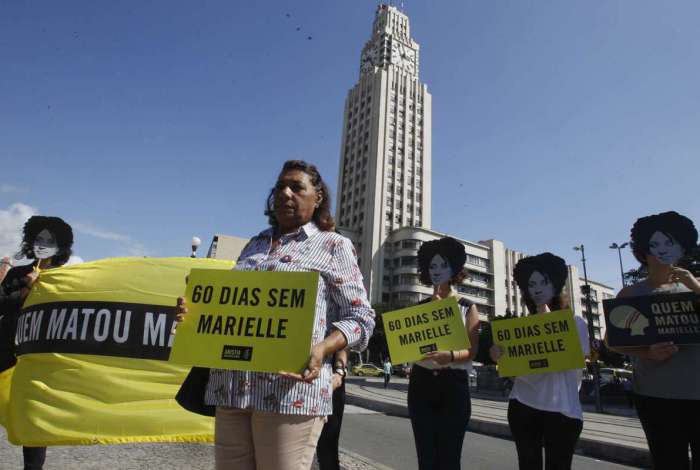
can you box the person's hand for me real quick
[175,297,188,322]
[280,343,325,383]
[490,344,503,363]
[331,373,343,391]
[19,270,40,300]
[431,282,451,300]
[422,350,452,365]
[669,267,700,293]
[0,257,12,278]
[647,342,678,361]
[170,297,188,336]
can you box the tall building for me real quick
[335,4,432,304]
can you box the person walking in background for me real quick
[315,349,348,470]
[383,358,392,389]
[175,160,375,470]
[0,216,74,470]
[491,253,589,470]
[611,211,700,469]
[407,237,480,470]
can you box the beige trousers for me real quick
[215,407,325,470]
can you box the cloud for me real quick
[66,255,85,265]
[73,222,148,257]
[0,203,37,258]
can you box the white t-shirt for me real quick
[509,316,590,421]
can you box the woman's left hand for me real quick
[279,343,325,383]
[669,267,700,293]
[423,350,452,365]
[331,373,343,391]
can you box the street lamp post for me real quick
[573,244,603,413]
[609,242,629,288]
[191,236,201,258]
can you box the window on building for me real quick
[401,256,417,267]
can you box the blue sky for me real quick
[1,0,698,290]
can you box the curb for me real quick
[345,392,651,469]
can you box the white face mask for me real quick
[527,271,555,307]
[648,231,684,266]
[428,254,453,286]
[33,229,59,260]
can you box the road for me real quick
[0,405,642,469]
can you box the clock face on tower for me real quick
[390,41,416,74]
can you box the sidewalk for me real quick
[345,377,650,469]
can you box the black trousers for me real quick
[634,394,700,470]
[507,399,582,470]
[384,372,390,388]
[23,446,46,470]
[316,381,346,470]
[407,365,471,470]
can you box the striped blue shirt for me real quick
[204,222,375,416]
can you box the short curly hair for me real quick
[417,237,466,286]
[264,160,336,232]
[17,216,74,266]
[514,253,569,314]
[630,211,698,266]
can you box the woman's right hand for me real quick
[490,344,503,363]
[647,342,678,361]
[19,270,40,300]
[175,296,188,322]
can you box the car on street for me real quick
[352,364,384,377]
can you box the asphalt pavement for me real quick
[1,403,644,469]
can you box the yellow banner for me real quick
[491,309,585,377]
[169,269,318,373]
[0,257,234,446]
[382,298,470,364]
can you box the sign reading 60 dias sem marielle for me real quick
[169,270,318,373]
[491,309,585,377]
[383,298,470,364]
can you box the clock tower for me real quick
[335,4,432,304]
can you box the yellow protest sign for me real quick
[383,298,470,364]
[1,257,234,446]
[169,269,318,373]
[491,309,585,377]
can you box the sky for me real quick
[1,0,698,291]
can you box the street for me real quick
[0,404,641,469]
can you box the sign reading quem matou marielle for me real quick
[15,301,176,360]
[603,292,700,347]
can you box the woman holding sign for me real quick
[490,253,589,470]
[175,160,374,470]
[612,211,700,469]
[0,216,74,470]
[407,237,480,470]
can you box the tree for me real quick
[623,266,647,285]
[359,303,393,365]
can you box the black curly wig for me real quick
[514,253,569,314]
[417,237,466,286]
[17,216,73,267]
[630,211,698,267]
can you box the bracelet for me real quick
[450,350,455,362]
